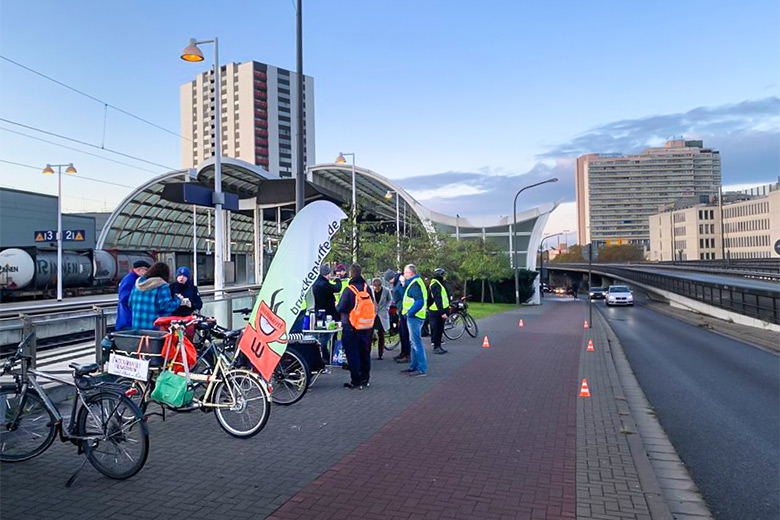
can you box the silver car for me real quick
[606,285,634,306]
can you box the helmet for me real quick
[434,267,446,276]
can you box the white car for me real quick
[606,285,634,306]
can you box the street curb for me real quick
[594,307,714,520]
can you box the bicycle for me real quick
[110,318,272,439]
[1,333,149,486]
[443,297,479,340]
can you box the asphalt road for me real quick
[597,299,780,520]
[629,266,780,293]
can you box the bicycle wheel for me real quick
[114,378,149,414]
[443,313,466,340]
[464,314,479,338]
[213,371,270,438]
[271,350,310,406]
[77,391,149,479]
[0,388,56,462]
[384,332,400,351]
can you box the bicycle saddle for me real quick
[223,329,242,339]
[70,362,100,377]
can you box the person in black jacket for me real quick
[170,266,203,317]
[336,264,374,389]
[312,264,341,319]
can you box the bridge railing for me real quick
[550,263,780,325]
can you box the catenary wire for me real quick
[0,55,192,142]
[0,118,176,170]
[0,159,138,189]
[0,127,163,175]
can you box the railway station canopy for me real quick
[98,158,559,291]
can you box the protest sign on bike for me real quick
[237,201,347,381]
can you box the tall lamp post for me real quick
[335,153,357,263]
[182,37,225,297]
[385,190,401,268]
[295,0,305,213]
[513,178,558,305]
[538,232,564,301]
[42,163,76,301]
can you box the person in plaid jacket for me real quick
[129,262,182,330]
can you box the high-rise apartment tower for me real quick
[180,60,315,177]
[575,140,721,246]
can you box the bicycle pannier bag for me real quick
[347,285,376,330]
[150,371,193,407]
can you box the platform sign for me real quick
[33,230,85,242]
[34,230,56,242]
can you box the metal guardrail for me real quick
[550,263,780,325]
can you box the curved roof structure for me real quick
[97,157,281,253]
[98,158,560,301]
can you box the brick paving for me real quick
[269,302,583,520]
[0,299,680,520]
[577,307,655,520]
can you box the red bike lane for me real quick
[269,301,584,520]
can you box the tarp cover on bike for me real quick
[236,201,346,381]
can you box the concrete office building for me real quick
[648,187,780,260]
[180,60,315,178]
[576,139,721,247]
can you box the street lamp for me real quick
[43,163,76,301]
[335,152,357,263]
[182,37,225,297]
[538,232,564,301]
[385,190,401,268]
[513,178,558,305]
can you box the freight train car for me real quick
[0,247,155,301]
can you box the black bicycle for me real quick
[443,297,478,340]
[1,333,149,485]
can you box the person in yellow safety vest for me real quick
[400,264,428,377]
[428,267,450,355]
[332,263,349,304]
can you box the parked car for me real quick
[589,287,606,300]
[606,285,634,306]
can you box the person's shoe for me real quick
[433,347,448,355]
[409,370,427,377]
[344,382,362,389]
[376,357,383,361]
[395,355,410,364]
[400,368,415,373]
[361,381,371,388]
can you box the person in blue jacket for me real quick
[115,260,150,330]
[169,266,203,317]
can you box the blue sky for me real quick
[1,0,778,239]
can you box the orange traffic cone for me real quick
[579,379,591,397]
[587,339,594,351]
[518,318,524,328]
[482,336,490,349]
[584,320,589,329]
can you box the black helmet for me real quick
[434,267,446,276]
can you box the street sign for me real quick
[774,239,780,256]
[34,230,85,242]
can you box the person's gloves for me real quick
[180,297,192,307]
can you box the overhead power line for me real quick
[0,127,162,175]
[0,118,177,171]
[0,55,191,142]
[0,159,138,189]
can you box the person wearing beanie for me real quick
[170,266,203,317]
[313,263,341,320]
[116,259,150,330]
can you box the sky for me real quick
[1,0,778,243]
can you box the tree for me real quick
[597,244,644,263]
[550,244,585,263]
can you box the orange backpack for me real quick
[347,284,377,330]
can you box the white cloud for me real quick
[406,183,487,201]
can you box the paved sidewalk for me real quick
[1,299,685,520]
[269,301,583,520]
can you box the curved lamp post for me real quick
[513,178,558,305]
[181,37,225,296]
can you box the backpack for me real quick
[347,284,376,330]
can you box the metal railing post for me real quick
[93,306,107,367]
[21,314,37,369]
[226,296,234,330]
